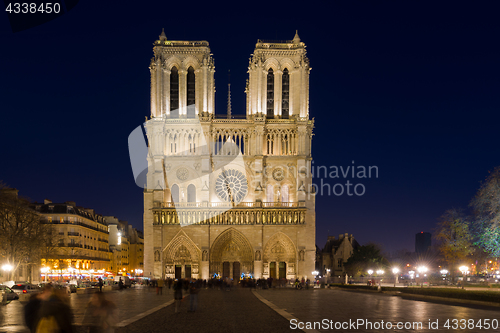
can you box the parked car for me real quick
[11,283,41,294]
[0,284,19,300]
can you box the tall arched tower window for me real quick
[171,184,179,203]
[266,184,274,202]
[282,68,290,119]
[281,185,289,202]
[170,67,179,118]
[187,184,196,202]
[187,66,195,118]
[266,68,274,118]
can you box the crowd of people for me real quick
[24,283,117,333]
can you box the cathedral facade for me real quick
[143,31,315,280]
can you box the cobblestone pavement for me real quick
[255,288,500,332]
[116,287,292,333]
[0,286,173,332]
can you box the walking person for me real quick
[24,284,53,333]
[157,278,164,295]
[173,279,183,313]
[83,292,117,333]
[188,280,199,312]
[98,278,104,292]
[35,286,74,333]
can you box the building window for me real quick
[266,184,274,202]
[187,184,196,203]
[282,68,290,118]
[266,68,274,118]
[281,185,289,202]
[337,259,342,268]
[171,184,179,203]
[187,66,195,117]
[170,66,179,117]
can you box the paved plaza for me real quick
[2,286,500,332]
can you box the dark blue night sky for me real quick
[1,1,499,253]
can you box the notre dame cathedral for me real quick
[143,30,315,281]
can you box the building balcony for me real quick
[43,220,109,234]
[153,201,306,209]
[67,232,80,236]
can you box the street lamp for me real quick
[409,270,415,286]
[392,268,399,287]
[417,266,427,288]
[2,264,13,280]
[459,266,469,289]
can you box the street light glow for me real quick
[417,266,427,274]
[376,269,384,275]
[367,270,373,275]
[392,268,399,274]
[1,264,13,272]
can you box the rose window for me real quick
[215,169,248,203]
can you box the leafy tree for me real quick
[344,243,387,276]
[470,167,500,257]
[0,185,54,282]
[434,209,474,281]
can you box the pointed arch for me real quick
[171,184,179,203]
[170,66,179,117]
[163,230,201,264]
[263,232,297,263]
[187,184,196,202]
[266,68,274,118]
[282,68,290,119]
[187,66,196,117]
[210,228,254,276]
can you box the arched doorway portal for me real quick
[263,232,297,279]
[163,233,201,279]
[210,228,253,280]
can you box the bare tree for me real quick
[0,186,54,282]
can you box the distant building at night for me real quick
[319,233,359,277]
[415,232,431,253]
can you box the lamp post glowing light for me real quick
[2,264,13,280]
[417,266,427,288]
[392,268,399,287]
[459,266,469,289]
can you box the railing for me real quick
[67,232,80,236]
[155,40,209,47]
[58,243,82,248]
[214,114,247,119]
[153,201,306,209]
[42,220,109,234]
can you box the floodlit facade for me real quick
[143,31,315,280]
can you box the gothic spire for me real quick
[293,30,300,43]
[159,28,166,41]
